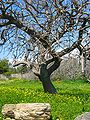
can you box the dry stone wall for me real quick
[2,103,51,120]
[11,72,38,80]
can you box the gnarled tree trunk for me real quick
[40,63,57,94]
[39,57,61,94]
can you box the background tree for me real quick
[0,59,16,76]
[0,59,9,74]
[0,0,90,93]
[77,30,90,79]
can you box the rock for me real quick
[75,112,90,120]
[0,74,8,80]
[2,103,51,120]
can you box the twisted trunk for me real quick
[39,58,61,94]
[40,63,56,94]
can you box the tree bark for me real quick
[81,53,86,79]
[39,58,61,94]
[40,63,57,94]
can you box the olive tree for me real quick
[0,0,90,93]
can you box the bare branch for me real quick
[58,18,87,57]
[13,61,30,67]
[0,29,7,45]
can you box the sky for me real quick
[0,49,13,62]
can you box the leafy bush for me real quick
[0,59,9,74]
[0,59,17,77]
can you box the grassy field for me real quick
[0,79,90,120]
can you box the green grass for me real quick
[0,79,90,120]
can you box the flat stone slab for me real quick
[2,103,51,120]
[75,112,90,120]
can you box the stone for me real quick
[75,112,90,120]
[2,103,51,120]
[0,74,8,80]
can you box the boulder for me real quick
[75,112,90,120]
[2,103,51,120]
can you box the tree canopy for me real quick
[0,0,90,58]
